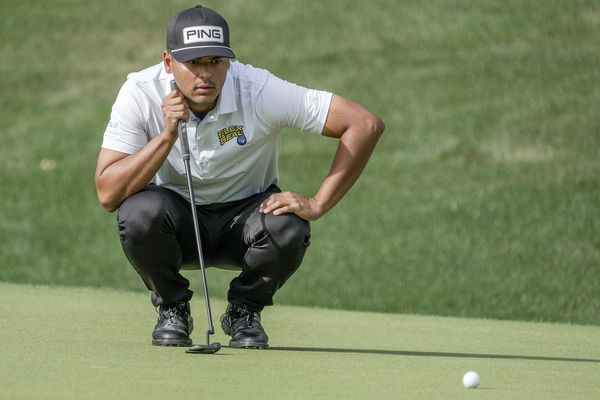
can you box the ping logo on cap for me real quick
[183,26,224,44]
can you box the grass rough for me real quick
[1,0,599,324]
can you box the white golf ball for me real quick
[462,371,480,388]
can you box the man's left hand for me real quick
[259,191,323,221]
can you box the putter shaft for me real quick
[171,79,216,346]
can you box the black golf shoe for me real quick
[152,301,193,346]
[220,303,269,349]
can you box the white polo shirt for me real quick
[101,61,333,204]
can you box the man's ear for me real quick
[163,50,173,73]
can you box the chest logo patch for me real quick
[217,125,247,146]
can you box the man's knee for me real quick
[117,188,174,241]
[261,213,311,253]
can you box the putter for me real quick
[170,80,221,354]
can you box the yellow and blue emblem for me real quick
[217,125,247,146]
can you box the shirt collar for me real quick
[211,69,236,116]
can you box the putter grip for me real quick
[170,80,190,160]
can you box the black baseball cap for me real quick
[166,5,235,62]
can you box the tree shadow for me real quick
[268,346,600,363]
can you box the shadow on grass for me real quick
[269,347,600,363]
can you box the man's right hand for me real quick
[161,87,189,139]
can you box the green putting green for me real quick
[1,282,599,399]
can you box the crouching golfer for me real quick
[95,5,384,349]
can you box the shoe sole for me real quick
[229,339,269,349]
[152,339,192,347]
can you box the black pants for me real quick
[116,185,311,311]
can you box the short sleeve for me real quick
[101,80,149,154]
[256,74,333,135]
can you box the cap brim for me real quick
[171,46,235,62]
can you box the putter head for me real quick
[186,342,221,354]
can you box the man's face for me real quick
[164,52,230,114]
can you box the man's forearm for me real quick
[313,120,384,216]
[95,132,178,211]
